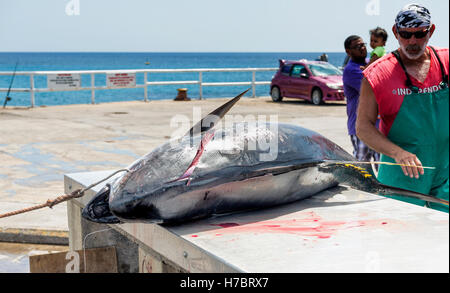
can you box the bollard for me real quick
[174,88,191,101]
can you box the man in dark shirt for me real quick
[343,35,379,164]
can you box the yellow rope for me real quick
[335,161,435,169]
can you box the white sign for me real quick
[47,73,81,89]
[107,73,136,88]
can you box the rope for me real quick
[0,168,130,219]
[83,227,113,273]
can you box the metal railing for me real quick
[0,68,278,107]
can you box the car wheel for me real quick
[311,88,323,105]
[271,86,283,102]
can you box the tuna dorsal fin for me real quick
[185,88,250,137]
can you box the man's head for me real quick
[345,35,367,63]
[370,27,388,49]
[393,3,435,60]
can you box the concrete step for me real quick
[0,201,68,245]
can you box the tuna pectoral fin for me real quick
[320,162,449,206]
[81,184,121,224]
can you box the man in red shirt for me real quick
[356,4,449,212]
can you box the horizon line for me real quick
[0,51,346,54]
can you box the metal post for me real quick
[30,74,35,107]
[91,73,95,104]
[199,72,203,100]
[144,72,148,102]
[252,71,256,98]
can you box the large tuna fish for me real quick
[82,90,448,224]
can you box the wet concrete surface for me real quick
[0,242,68,273]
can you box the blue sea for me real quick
[0,52,347,107]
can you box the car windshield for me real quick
[309,63,342,77]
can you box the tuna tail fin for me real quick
[377,184,449,206]
[81,184,121,224]
[320,161,449,206]
[185,88,250,137]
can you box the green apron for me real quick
[377,47,449,213]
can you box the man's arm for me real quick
[356,78,424,178]
[361,55,380,70]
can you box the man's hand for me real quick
[392,148,425,179]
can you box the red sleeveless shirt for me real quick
[363,46,449,136]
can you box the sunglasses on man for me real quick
[396,26,431,39]
[350,43,367,50]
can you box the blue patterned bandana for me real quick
[395,4,431,28]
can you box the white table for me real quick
[65,170,449,273]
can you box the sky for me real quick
[0,0,448,52]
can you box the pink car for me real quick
[270,59,345,105]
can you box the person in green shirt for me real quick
[361,27,388,71]
[368,27,388,65]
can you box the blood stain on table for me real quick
[207,211,391,240]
